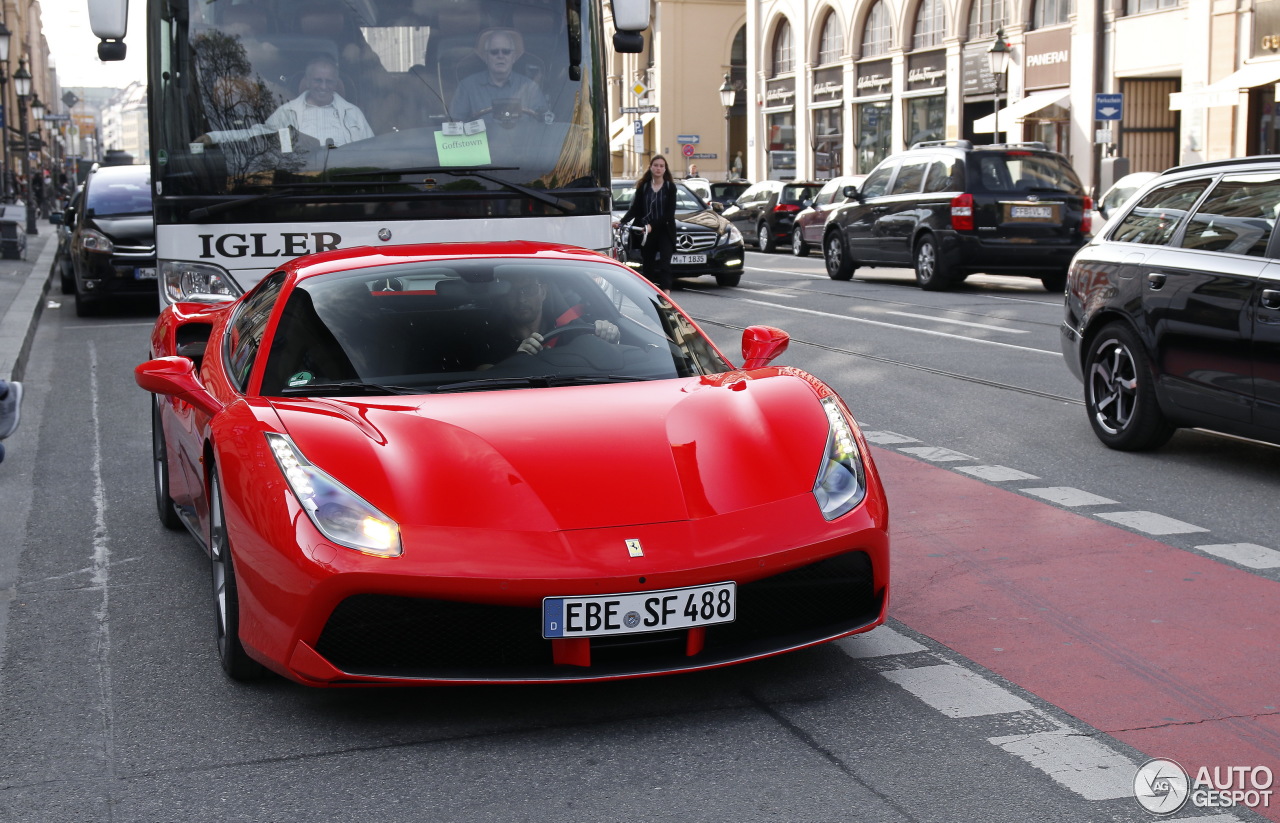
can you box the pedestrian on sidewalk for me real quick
[0,379,23,465]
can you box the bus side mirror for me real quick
[87,0,129,60]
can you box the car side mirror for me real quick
[710,201,725,213]
[842,186,863,201]
[802,199,812,208]
[741,325,789,370]
[135,356,223,417]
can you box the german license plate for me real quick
[670,254,706,265]
[1010,206,1053,219]
[135,267,158,280]
[543,582,736,638]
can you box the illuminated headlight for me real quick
[722,223,743,245]
[77,228,114,254]
[162,260,241,304]
[265,433,402,557]
[812,397,866,520]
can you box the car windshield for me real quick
[85,169,153,217]
[611,182,705,212]
[260,257,732,396]
[971,152,1084,195]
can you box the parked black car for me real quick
[1061,154,1280,451]
[68,164,157,316]
[708,180,751,207]
[722,180,822,253]
[822,141,1090,291]
[51,183,84,294]
[611,179,745,287]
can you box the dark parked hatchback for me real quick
[822,141,1091,291]
[1062,155,1280,451]
[69,164,157,316]
[723,180,822,253]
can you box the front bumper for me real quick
[1061,320,1084,382]
[77,251,159,297]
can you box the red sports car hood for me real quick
[269,374,831,531]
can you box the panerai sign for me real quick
[1025,27,1071,89]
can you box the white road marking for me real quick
[1195,543,1280,570]
[956,465,1040,482]
[1019,487,1118,507]
[1095,511,1210,535]
[899,445,977,462]
[88,344,117,767]
[884,310,1030,333]
[987,730,1135,800]
[836,626,927,658]
[719,296,1060,355]
[882,665,1033,717]
[860,430,920,445]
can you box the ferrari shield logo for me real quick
[625,539,644,558]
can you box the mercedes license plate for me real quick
[135,267,158,280]
[1010,206,1053,219]
[670,254,706,265]
[543,582,736,638]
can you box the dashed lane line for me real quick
[884,310,1031,333]
[881,664,1035,718]
[1095,511,1212,536]
[1019,487,1119,507]
[987,729,1137,801]
[1196,543,1280,570]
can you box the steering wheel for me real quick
[536,320,602,347]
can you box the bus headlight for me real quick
[161,260,241,304]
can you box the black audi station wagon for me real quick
[1061,155,1280,451]
[822,141,1091,291]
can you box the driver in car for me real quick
[481,273,620,366]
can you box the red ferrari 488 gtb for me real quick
[136,241,889,686]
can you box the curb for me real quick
[0,234,57,383]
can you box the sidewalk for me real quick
[0,223,56,384]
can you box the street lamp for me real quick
[0,20,11,202]
[987,28,1011,144]
[13,56,35,234]
[718,74,736,181]
[30,93,44,217]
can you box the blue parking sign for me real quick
[1095,94,1123,121]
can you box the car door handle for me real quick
[1146,272,1167,290]
[1263,289,1280,310]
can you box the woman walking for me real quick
[619,155,678,292]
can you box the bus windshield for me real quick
[153,0,602,208]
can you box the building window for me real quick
[913,0,946,50]
[773,20,795,75]
[862,1,892,58]
[818,12,844,65]
[857,101,891,172]
[813,107,843,178]
[1125,0,1182,12]
[967,0,1006,40]
[906,96,946,146]
[1033,0,1074,28]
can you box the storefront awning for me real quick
[1169,60,1280,110]
[973,89,1070,134]
[609,112,656,150]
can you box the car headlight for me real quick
[161,260,242,304]
[77,227,114,254]
[265,433,402,557]
[722,223,743,245]
[812,396,867,520]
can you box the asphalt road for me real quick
[0,255,1275,823]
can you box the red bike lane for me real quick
[875,448,1280,820]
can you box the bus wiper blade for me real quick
[279,381,419,396]
[335,166,576,213]
[188,184,331,220]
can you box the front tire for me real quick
[791,227,810,257]
[824,231,855,281]
[914,234,956,291]
[152,402,183,530]
[715,272,742,287]
[73,283,99,317]
[757,221,776,253]
[1041,270,1068,292]
[209,467,266,681]
[1084,323,1175,451]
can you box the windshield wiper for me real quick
[187,183,334,220]
[433,374,645,393]
[335,166,577,213]
[278,380,419,396]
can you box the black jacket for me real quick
[620,179,678,242]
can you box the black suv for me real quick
[723,180,822,253]
[822,141,1090,291]
[1061,155,1280,451]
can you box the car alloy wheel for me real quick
[757,220,776,253]
[209,468,265,680]
[792,227,809,257]
[914,234,956,291]
[152,400,183,530]
[824,231,854,280]
[1084,324,1175,451]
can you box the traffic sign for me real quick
[1095,93,1123,121]
[682,144,695,157]
[676,134,700,144]
[63,90,80,108]
[631,81,648,97]
[633,120,643,135]
[620,105,658,114]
